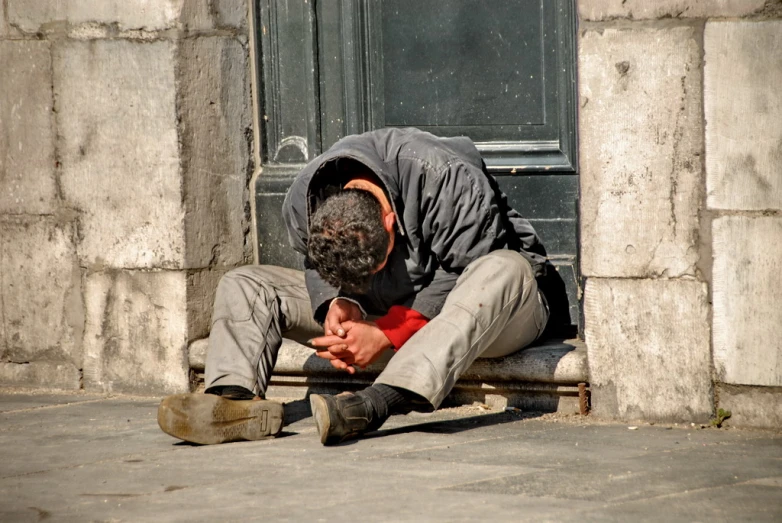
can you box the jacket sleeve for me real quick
[409,161,506,318]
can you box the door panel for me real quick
[380,0,545,127]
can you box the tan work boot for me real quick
[158,393,284,445]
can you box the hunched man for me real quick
[158,127,553,445]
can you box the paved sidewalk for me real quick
[0,390,780,522]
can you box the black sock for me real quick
[358,384,417,420]
[205,385,256,400]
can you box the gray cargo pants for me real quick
[205,250,548,408]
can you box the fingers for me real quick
[328,357,356,374]
[324,318,346,338]
[315,348,354,367]
[324,319,357,339]
[314,345,353,361]
[315,346,356,374]
[314,348,339,360]
[329,358,348,371]
[309,335,347,347]
[327,344,352,358]
[324,317,335,336]
[325,304,349,338]
[328,347,355,367]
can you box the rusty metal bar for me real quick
[578,382,590,415]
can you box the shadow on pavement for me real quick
[326,411,543,447]
[283,398,313,426]
[284,395,544,441]
[372,411,536,437]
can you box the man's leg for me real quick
[311,250,547,444]
[158,265,322,444]
[205,265,322,397]
[376,250,547,407]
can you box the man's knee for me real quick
[218,266,267,295]
[213,266,276,322]
[463,250,535,290]
[218,265,293,292]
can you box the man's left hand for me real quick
[310,320,393,372]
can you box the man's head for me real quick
[308,188,395,293]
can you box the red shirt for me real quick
[375,305,429,350]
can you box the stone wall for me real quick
[579,0,782,428]
[0,0,252,394]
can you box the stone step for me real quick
[189,337,589,413]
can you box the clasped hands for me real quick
[310,299,392,374]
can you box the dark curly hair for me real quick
[308,189,389,293]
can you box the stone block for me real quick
[0,362,81,391]
[82,270,189,395]
[188,338,209,370]
[0,216,83,366]
[713,216,782,386]
[718,385,782,430]
[705,21,782,211]
[9,0,248,34]
[177,37,250,268]
[180,0,247,31]
[236,338,589,384]
[54,40,184,269]
[7,0,184,33]
[579,0,766,20]
[0,41,58,215]
[212,0,248,30]
[0,1,7,36]
[579,26,703,278]
[584,278,713,422]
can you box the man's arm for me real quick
[421,161,504,270]
[375,305,429,350]
[303,262,339,323]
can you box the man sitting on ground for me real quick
[158,127,552,445]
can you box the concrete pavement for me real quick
[0,389,780,522]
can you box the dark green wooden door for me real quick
[252,0,579,328]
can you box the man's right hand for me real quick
[324,298,362,338]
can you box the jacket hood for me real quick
[305,132,408,236]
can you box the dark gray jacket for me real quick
[282,127,548,322]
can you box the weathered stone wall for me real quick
[0,0,252,394]
[706,18,782,429]
[580,0,782,428]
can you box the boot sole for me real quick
[309,394,331,445]
[158,394,283,445]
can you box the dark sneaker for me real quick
[309,392,383,445]
[158,393,283,445]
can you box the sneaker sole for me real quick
[158,394,283,445]
[309,394,331,445]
